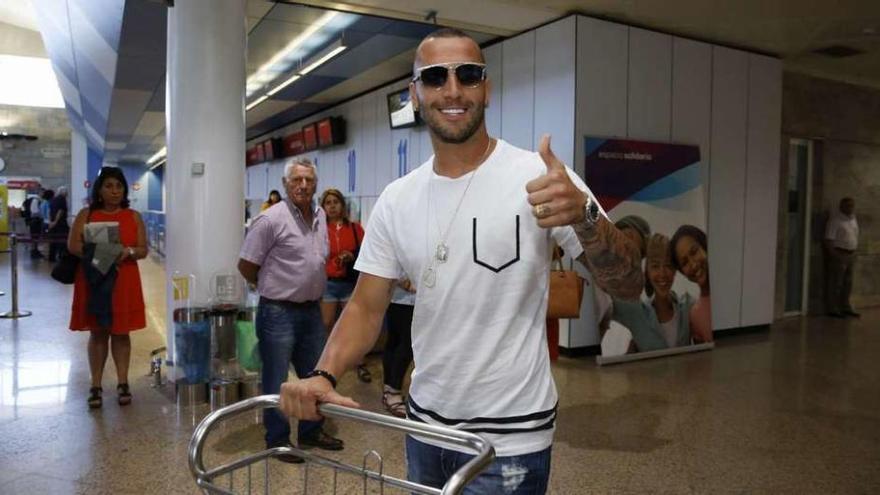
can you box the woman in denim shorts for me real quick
[320,189,370,382]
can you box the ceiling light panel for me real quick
[245,11,359,97]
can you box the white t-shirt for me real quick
[825,212,859,251]
[356,139,598,456]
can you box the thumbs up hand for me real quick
[526,134,588,228]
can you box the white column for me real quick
[165,0,246,321]
[70,130,89,212]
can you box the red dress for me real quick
[69,208,146,334]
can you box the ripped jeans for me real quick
[406,435,551,494]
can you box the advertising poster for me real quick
[584,137,713,361]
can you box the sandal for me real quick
[117,383,132,406]
[382,391,407,418]
[88,387,102,409]
[356,364,372,383]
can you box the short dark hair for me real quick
[90,167,130,210]
[426,27,472,40]
[416,28,485,66]
[669,225,708,272]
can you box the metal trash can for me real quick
[210,305,241,379]
[210,379,240,411]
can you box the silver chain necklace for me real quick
[422,138,495,288]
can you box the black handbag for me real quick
[341,223,361,283]
[51,252,79,284]
[51,210,90,284]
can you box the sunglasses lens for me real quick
[455,64,485,86]
[420,66,449,87]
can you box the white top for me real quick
[356,139,598,456]
[659,308,680,348]
[825,212,859,251]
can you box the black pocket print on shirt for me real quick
[472,215,520,273]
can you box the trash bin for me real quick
[173,307,211,385]
[236,307,261,372]
[211,304,241,379]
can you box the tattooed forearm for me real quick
[574,217,643,301]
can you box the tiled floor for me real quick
[0,247,878,494]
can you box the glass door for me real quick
[784,139,813,315]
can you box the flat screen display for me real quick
[317,118,333,148]
[387,88,419,129]
[283,131,304,156]
[302,123,318,151]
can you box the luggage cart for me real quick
[189,395,495,494]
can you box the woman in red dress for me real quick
[68,167,147,409]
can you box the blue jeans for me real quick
[256,299,326,447]
[406,436,552,494]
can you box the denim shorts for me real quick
[323,279,355,303]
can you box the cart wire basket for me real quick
[189,394,495,494]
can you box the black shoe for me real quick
[827,312,846,319]
[299,429,344,451]
[30,251,44,259]
[843,310,861,318]
[267,442,304,464]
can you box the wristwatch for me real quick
[582,192,600,226]
[127,247,135,259]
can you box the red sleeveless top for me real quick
[69,208,146,333]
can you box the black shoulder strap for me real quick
[351,222,360,249]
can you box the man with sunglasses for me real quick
[280,28,643,493]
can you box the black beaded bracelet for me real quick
[307,369,337,389]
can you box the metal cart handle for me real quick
[189,394,495,495]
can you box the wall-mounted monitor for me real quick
[387,88,420,129]
[283,131,305,157]
[317,116,346,148]
[246,146,260,166]
[262,138,281,161]
[302,123,318,151]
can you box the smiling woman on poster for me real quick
[607,233,695,352]
[670,225,712,343]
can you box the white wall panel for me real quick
[361,92,378,198]
[501,31,535,150]
[575,16,628,176]
[627,28,672,141]
[708,47,749,330]
[246,163,267,200]
[671,37,712,202]
[534,17,576,167]
[741,54,782,326]
[374,88,393,196]
[484,43,503,138]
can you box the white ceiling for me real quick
[291,0,880,88]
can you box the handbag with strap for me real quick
[51,210,91,284]
[341,222,361,283]
[547,246,586,319]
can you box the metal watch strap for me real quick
[307,369,337,389]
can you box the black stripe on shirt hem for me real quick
[407,409,557,435]
[407,397,558,425]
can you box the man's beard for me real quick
[420,101,486,144]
